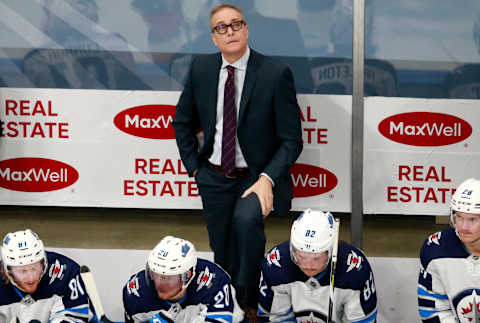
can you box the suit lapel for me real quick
[238,50,259,125]
[207,54,222,128]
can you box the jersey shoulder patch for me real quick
[45,252,80,285]
[335,242,373,291]
[126,274,141,297]
[261,241,302,287]
[420,227,467,268]
[265,246,283,268]
[191,259,229,294]
[345,248,364,273]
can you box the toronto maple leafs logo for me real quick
[427,231,442,246]
[346,250,362,272]
[266,247,281,268]
[196,265,215,291]
[48,259,65,284]
[453,289,480,323]
[127,275,140,297]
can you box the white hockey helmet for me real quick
[146,236,197,290]
[290,209,335,265]
[450,178,480,230]
[1,229,48,286]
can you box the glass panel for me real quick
[0,0,354,94]
[367,0,480,99]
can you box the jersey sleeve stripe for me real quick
[418,298,435,308]
[417,287,449,300]
[418,308,440,318]
[352,309,377,323]
[421,317,441,323]
[54,305,89,315]
[205,313,233,323]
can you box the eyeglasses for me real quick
[211,20,245,34]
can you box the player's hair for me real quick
[210,4,245,22]
[0,263,10,285]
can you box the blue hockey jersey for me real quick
[0,251,90,323]
[258,240,377,323]
[418,227,480,323]
[122,258,243,323]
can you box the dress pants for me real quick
[195,164,265,308]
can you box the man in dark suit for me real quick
[173,4,303,321]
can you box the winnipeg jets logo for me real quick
[196,266,215,291]
[427,232,442,246]
[48,259,65,284]
[346,250,362,272]
[461,302,480,322]
[296,310,327,322]
[453,289,480,322]
[266,247,281,268]
[127,276,140,297]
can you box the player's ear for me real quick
[211,33,218,48]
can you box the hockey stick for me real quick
[473,290,479,323]
[80,265,114,323]
[327,218,340,323]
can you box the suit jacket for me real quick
[173,49,303,215]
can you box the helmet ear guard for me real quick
[290,209,335,266]
[1,229,48,290]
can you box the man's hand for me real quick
[241,175,273,218]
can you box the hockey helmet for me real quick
[290,209,335,266]
[1,229,48,288]
[146,236,197,291]
[450,178,480,231]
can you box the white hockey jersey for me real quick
[122,258,243,323]
[418,227,480,323]
[258,240,377,323]
[0,251,90,323]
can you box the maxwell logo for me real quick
[378,112,472,146]
[290,163,338,197]
[0,158,79,192]
[113,105,176,139]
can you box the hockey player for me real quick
[418,178,480,322]
[122,235,243,323]
[258,209,377,323]
[0,229,91,322]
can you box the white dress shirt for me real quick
[207,47,274,186]
[208,47,250,168]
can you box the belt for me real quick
[207,162,249,179]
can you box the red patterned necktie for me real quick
[221,65,236,175]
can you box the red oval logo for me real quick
[114,105,176,139]
[290,163,338,197]
[378,112,472,146]
[0,158,79,192]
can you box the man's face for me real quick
[455,211,480,246]
[152,272,184,300]
[210,7,249,62]
[295,250,329,277]
[10,261,43,293]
